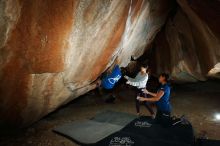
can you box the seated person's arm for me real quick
[145,90,157,97]
[139,90,164,102]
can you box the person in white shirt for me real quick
[124,65,154,117]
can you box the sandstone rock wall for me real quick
[0,0,173,127]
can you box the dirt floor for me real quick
[1,80,220,146]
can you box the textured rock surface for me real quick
[2,0,219,127]
[151,0,220,82]
[0,0,173,127]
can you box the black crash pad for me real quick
[92,116,194,146]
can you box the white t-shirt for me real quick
[127,72,148,89]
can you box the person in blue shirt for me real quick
[101,64,122,90]
[96,58,122,103]
[138,73,171,120]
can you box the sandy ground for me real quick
[1,80,220,146]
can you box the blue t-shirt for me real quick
[156,84,171,113]
[101,65,122,89]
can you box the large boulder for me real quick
[0,0,173,127]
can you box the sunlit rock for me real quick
[0,0,172,127]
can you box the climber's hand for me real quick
[124,75,129,80]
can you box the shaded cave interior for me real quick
[127,0,220,82]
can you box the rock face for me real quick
[1,0,219,127]
[0,0,173,127]
[151,0,220,82]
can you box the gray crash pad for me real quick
[53,110,137,144]
[92,110,137,126]
[54,120,122,144]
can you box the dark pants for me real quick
[135,88,154,115]
[155,110,171,126]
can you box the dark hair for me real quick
[141,64,148,69]
[160,73,169,82]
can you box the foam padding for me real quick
[54,120,122,144]
[92,110,137,126]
